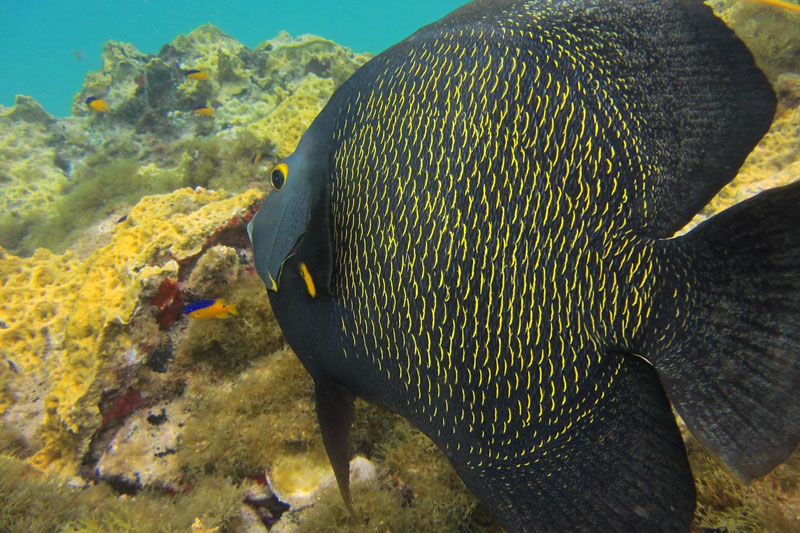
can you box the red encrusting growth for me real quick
[98,388,149,432]
[151,278,183,328]
[251,473,268,486]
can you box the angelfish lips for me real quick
[246,218,255,244]
[247,217,281,292]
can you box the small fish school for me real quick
[84,66,211,115]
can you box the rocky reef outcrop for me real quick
[0,24,370,258]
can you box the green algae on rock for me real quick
[0,96,70,251]
[0,453,243,533]
[2,95,56,124]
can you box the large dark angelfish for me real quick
[248,0,800,530]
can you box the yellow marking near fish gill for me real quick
[299,263,317,298]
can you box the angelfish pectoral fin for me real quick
[314,378,356,517]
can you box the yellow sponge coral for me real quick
[247,75,339,158]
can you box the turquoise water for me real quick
[0,0,466,117]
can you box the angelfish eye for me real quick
[271,163,288,190]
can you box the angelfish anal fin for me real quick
[314,378,356,518]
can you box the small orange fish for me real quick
[251,151,263,165]
[183,69,210,81]
[184,299,238,319]
[193,105,213,116]
[85,96,109,113]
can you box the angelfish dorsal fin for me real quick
[314,378,356,517]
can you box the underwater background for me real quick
[0,0,798,531]
[0,0,467,117]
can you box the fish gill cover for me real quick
[0,0,799,531]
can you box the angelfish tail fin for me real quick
[651,181,800,479]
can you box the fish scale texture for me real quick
[325,0,697,456]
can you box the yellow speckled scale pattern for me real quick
[327,2,670,469]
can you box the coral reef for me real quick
[0,96,70,248]
[0,24,370,257]
[1,7,799,533]
[0,24,372,528]
[0,187,263,477]
[0,21,486,533]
